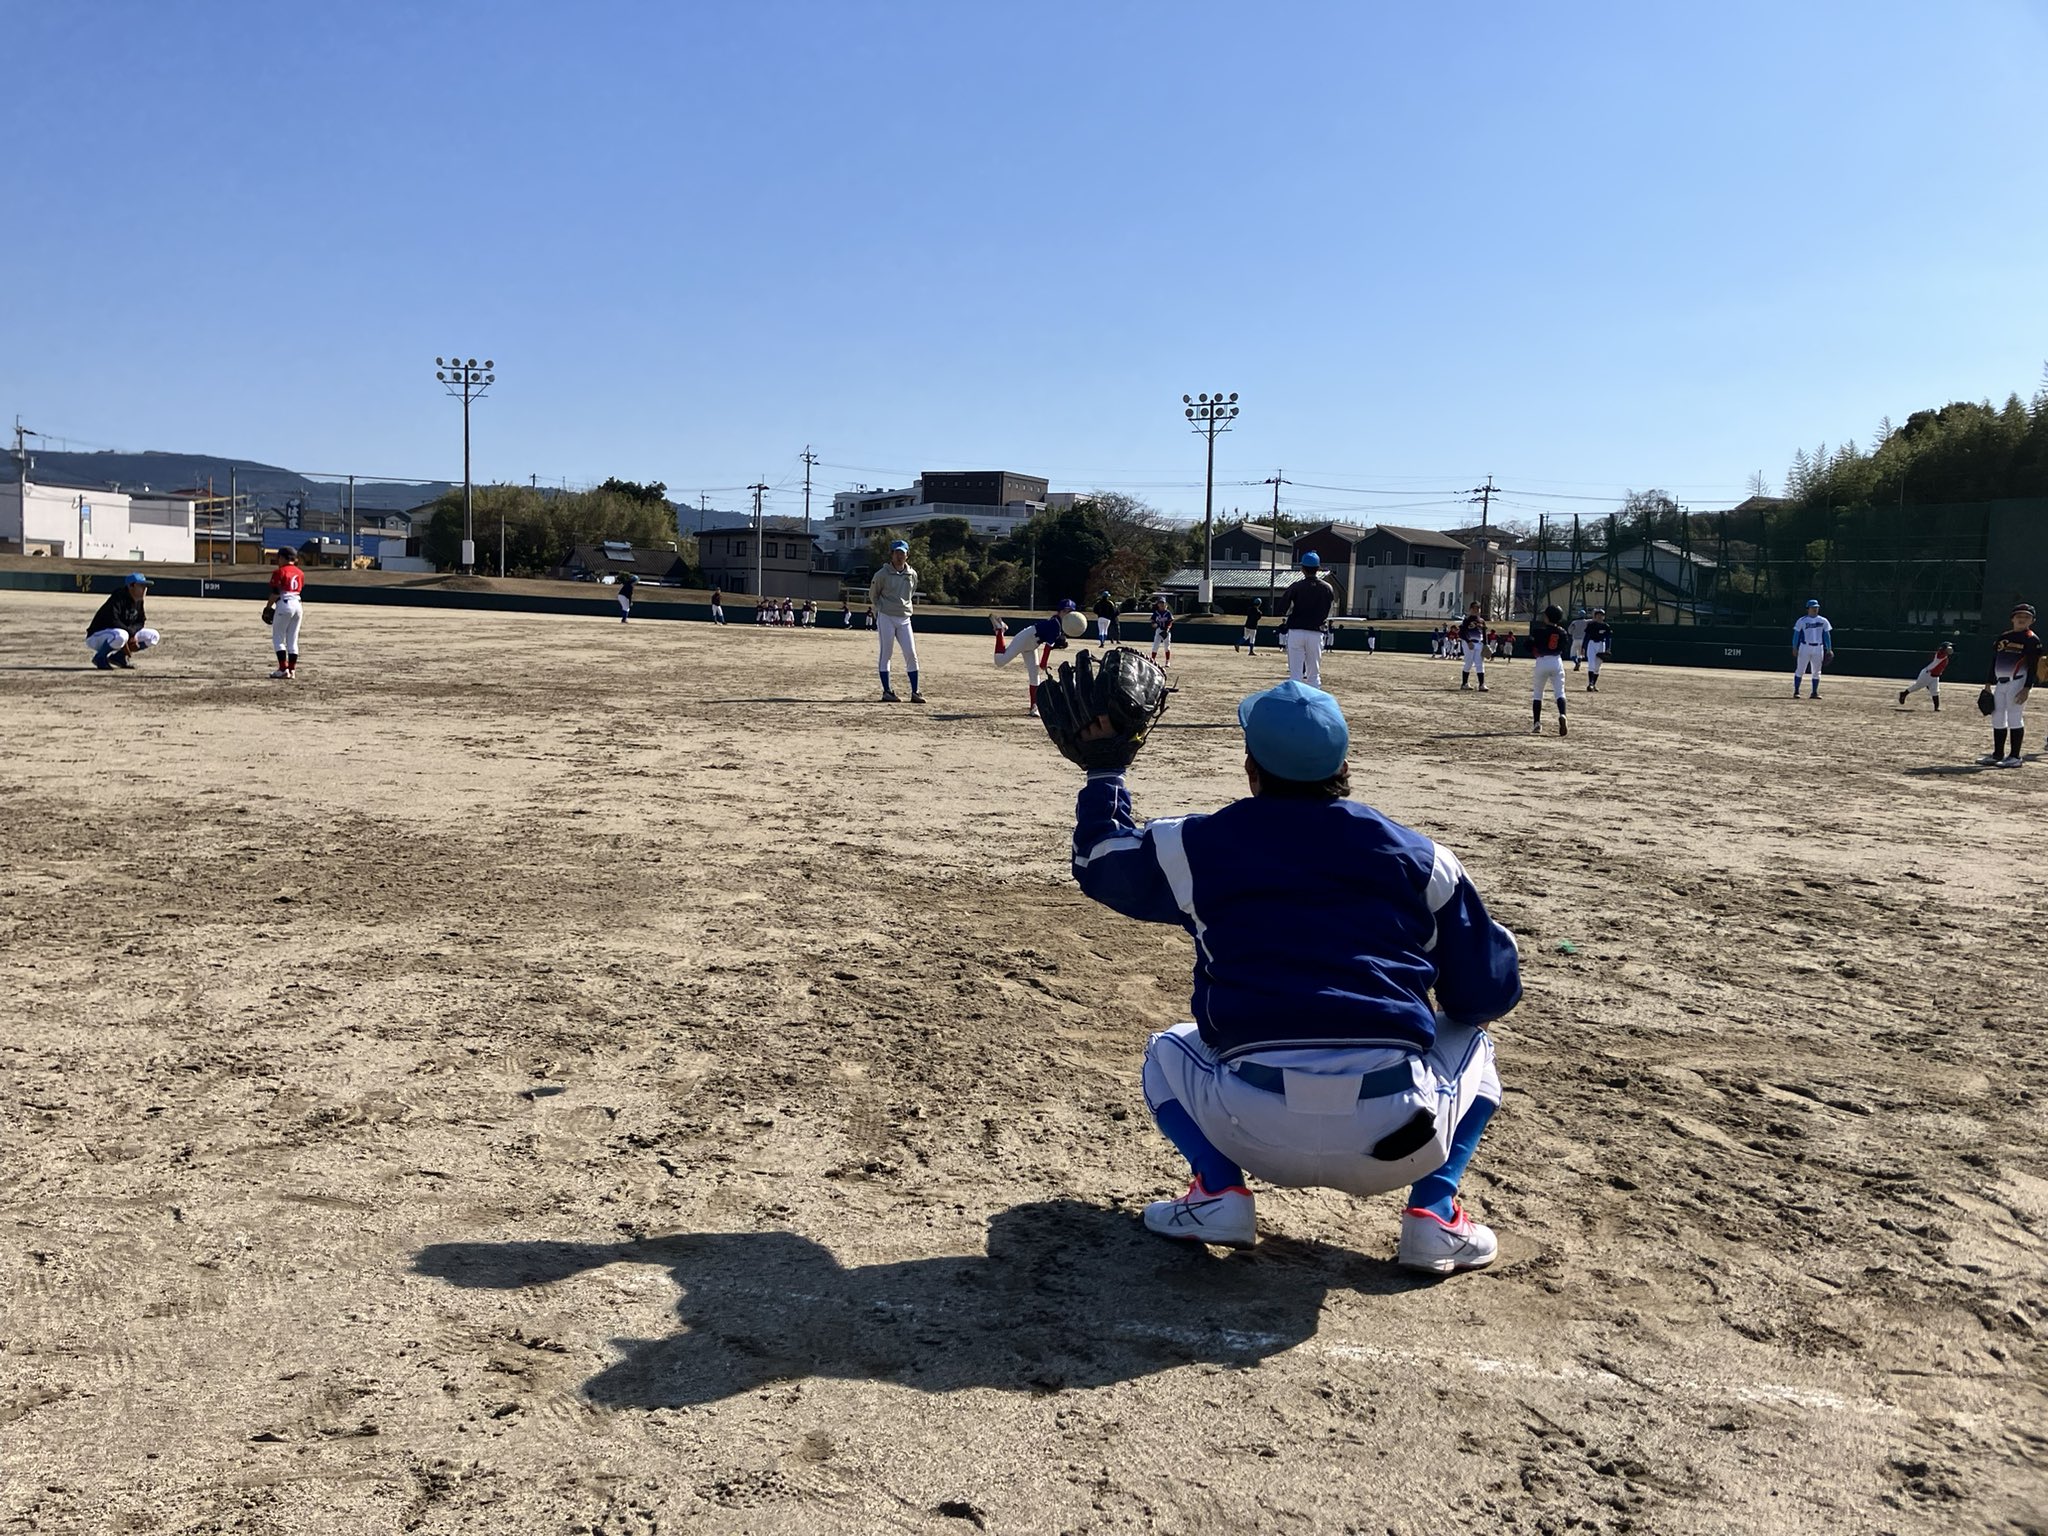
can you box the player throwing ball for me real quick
[1792,598,1832,698]
[265,547,306,679]
[1528,604,1569,735]
[1278,552,1336,687]
[1899,642,1953,710]
[990,600,1077,716]
[1977,601,2042,767]
[869,539,924,703]
[1037,662,1519,1271]
[86,573,162,670]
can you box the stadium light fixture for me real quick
[1181,387,1240,612]
[434,355,498,573]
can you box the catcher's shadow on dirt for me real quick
[413,1198,1417,1409]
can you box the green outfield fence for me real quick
[6,566,1997,682]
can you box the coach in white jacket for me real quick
[869,540,924,703]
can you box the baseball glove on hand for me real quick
[1037,647,1170,771]
[1978,686,1996,716]
[261,603,276,624]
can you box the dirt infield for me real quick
[3,591,2043,1535]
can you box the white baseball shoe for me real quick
[1978,753,2005,765]
[268,668,289,679]
[1142,1179,1256,1249]
[1397,1201,1498,1275]
[2000,756,2024,768]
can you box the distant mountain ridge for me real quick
[4,449,452,512]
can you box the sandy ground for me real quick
[2,590,2043,1536]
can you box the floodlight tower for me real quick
[1183,391,1239,611]
[435,356,496,571]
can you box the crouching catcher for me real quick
[86,573,163,670]
[1040,664,1520,1273]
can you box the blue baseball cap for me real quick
[1301,551,1321,569]
[1805,597,1820,607]
[125,571,152,586]
[1238,681,1349,782]
[1056,599,1077,611]
[889,540,909,552]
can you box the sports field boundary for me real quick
[0,567,1974,678]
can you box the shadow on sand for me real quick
[413,1198,1425,1409]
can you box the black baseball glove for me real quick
[1037,647,1170,771]
[261,603,276,624]
[1977,686,1996,716]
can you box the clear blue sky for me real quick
[5,1,2044,527]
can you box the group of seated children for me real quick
[755,598,827,627]
[1428,626,1515,659]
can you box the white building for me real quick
[0,481,196,563]
[822,475,1044,549]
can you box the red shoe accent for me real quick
[1400,1199,1469,1231]
[1192,1179,1253,1199]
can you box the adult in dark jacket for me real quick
[1277,553,1337,686]
[85,574,162,670]
[1092,592,1119,644]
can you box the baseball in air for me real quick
[1060,610,1089,639]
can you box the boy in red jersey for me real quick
[1898,642,1952,711]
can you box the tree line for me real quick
[419,478,687,575]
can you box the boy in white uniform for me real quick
[1792,598,1832,699]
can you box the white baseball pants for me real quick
[1586,641,1607,677]
[1991,677,2028,729]
[877,615,918,673]
[993,626,1046,684]
[87,627,160,656]
[1285,629,1323,686]
[1903,667,1940,701]
[270,593,303,655]
[1795,644,1826,682]
[1143,1021,1501,1199]
[1531,654,1566,703]
[1096,617,1112,642]
[1462,640,1485,676]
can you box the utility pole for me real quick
[800,446,818,540]
[434,356,496,571]
[749,482,769,598]
[12,419,37,547]
[346,474,356,570]
[1466,474,1498,619]
[1262,470,1289,608]
[229,465,238,566]
[1182,391,1239,613]
[699,492,709,539]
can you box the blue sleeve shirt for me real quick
[1793,614,1832,647]
[1070,772,1521,1058]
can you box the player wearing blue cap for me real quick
[1792,599,1833,698]
[1277,552,1336,686]
[869,541,924,703]
[990,599,1076,716]
[1067,680,1520,1271]
[85,573,163,670]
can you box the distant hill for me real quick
[4,449,451,513]
[5,448,775,532]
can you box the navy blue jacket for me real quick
[1072,772,1521,1058]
